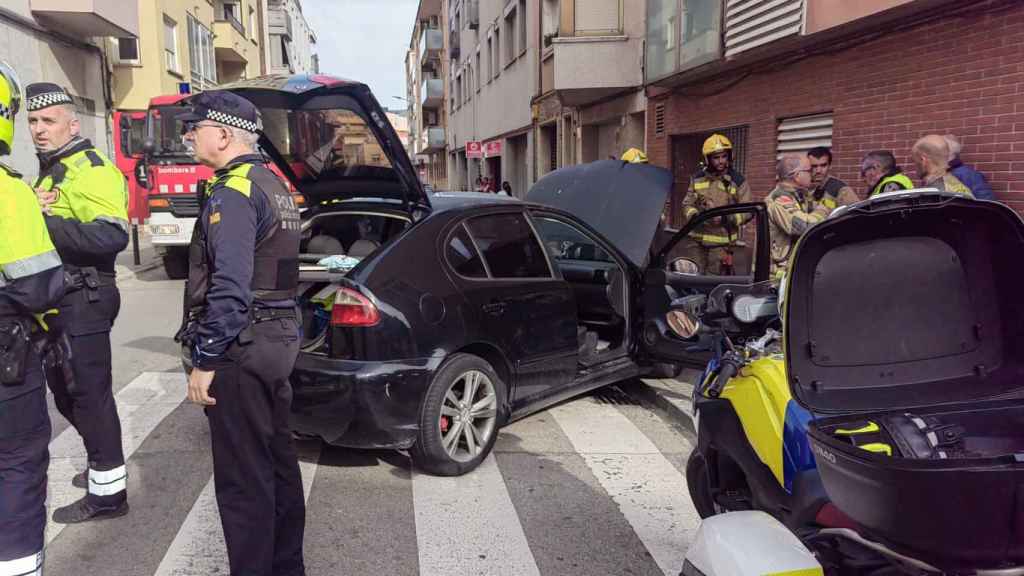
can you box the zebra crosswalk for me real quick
[41,372,699,576]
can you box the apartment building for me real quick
[646,0,1024,223]
[0,0,138,175]
[406,0,450,191]
[264,0,317,75]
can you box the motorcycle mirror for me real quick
[666,309,701,339]
[669,257,700,275]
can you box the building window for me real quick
[574,0,622,35]
[518,0,528,56]
[486,35,494,82]
[116,37,140,64]
[503,5,518,66]
[271,35,292,71]
[163,16,179,74]
[777,113,834,159]
[475,50,481,92]
[187,15,217,89]
[456,73,463,108]
[249,6,258,40]
[493,27,501,77]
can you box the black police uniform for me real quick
[0,161,66,576]
[177,91,305,576]
[26,83,130,523]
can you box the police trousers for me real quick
[46,283,125,505]
[0,374,49,576]
[204,314,305,576]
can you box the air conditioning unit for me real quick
[466,0,479,29]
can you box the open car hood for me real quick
[784,191,1024,415]
[217,74,429,215]
[526,160,672,268]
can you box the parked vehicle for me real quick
[194,74,769,476]
[676,190,1024,575]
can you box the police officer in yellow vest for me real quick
[26,82,129,523]
[177,91,305,575]
[861,150,914,198]
[0,63,66,576]
[681,134,751,275]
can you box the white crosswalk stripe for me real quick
[45,371,185,544]
[42,373,701,575]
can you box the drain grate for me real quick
[591,385,641,406]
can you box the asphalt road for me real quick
[41,245,700,576]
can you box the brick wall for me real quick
[647,0,1024,213]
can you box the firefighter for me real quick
[861,150,914,197]
[27,82,130,523]
[0,62,66,576]
[766,154,830,279]
[808,146,859,212]
[680,134,751,275]
[177,91,305,575]
[911,135,973,196]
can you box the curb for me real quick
[633,371,700,435]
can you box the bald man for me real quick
[911,135,973,196]
[766,154,830,279]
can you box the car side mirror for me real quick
[142,138,156,157]
[668,257,700,275]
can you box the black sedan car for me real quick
[213,74,770,476]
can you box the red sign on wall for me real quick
[466,141,483,159]
[483,140,503,158]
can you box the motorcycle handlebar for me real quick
[707,358,738,398]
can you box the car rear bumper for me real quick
[289,353,443,450]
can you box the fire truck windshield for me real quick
[149,106,197,163]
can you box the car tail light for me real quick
[330,287,380,327]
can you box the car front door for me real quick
[641,202,771,366]
[445,211,578,409]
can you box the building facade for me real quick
[0,0,138,175]
[406,0,450,191]
[646,0,1024,224]
[264,0,317,76]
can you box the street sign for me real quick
[466,141,483,158]
[178,82,191,94]
[483,140,503,158]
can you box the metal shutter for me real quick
[574,0,621,34]
[725,0,804,58]
[777,113,833,158]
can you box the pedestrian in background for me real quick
[911,135,973,196]
[28,81,130,523]
[861,150,914,197]
[944,134,994,200]
[178,91,306,576]
[766,154,830,279]
[500,181,512,196]
[0,60,66,576]
[807,146,858,211]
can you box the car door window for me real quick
[465,213,551,279]
[446,224,488,278]
[532,216,613,263]
[658,210,761,278]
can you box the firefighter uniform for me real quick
[27,82,130,523]
[766,184,830,279]
[925,173,974,197]
[812,175,859,212]
[0,63,66,576]
[176,91,305,576]
[869,171,914,197]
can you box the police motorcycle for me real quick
[668,190,1024,575]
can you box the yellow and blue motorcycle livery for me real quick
[673,190,1024,576]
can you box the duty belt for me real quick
[65,267,116,303]
[252,306,297,323]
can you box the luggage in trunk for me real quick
[782,193,1024,570]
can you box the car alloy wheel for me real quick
[438,369,497,463]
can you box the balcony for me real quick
[269,7,293,40]
[421,78,443,109]
[30,0,138,38]
[214,20,252,64]
[425,127,446,153]
[549,36,642,105]
[419,28,443,69]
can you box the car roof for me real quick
[427,192,523,213]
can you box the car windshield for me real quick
[148,106,198,163]
[260,106,395,184]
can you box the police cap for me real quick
[179,90,263,134]
[25,82,73,112]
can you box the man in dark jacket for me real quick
[944,134,995,200]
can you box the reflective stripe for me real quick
[1,249,61,280]
[688,233,738,246]
[88,464,127,497]
[208,163,254,198]
[693,181,710,190]
[0,551,43,576]
[223,176,252,197]
[96,215,130,233]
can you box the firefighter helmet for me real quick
[702,134,732,158]
[621,148,648,163]
[0,61,22,157]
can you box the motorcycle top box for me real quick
[784,191,1024,571]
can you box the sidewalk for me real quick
[115,225,163,281]
[634,368,702,433]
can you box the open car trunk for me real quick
[783,193,1024,570]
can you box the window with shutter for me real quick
[574,0,621,35]
[777,113,833,159]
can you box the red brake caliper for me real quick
[440,415,450,433]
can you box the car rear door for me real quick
[444,210,578,409]
[641,202,771,366]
